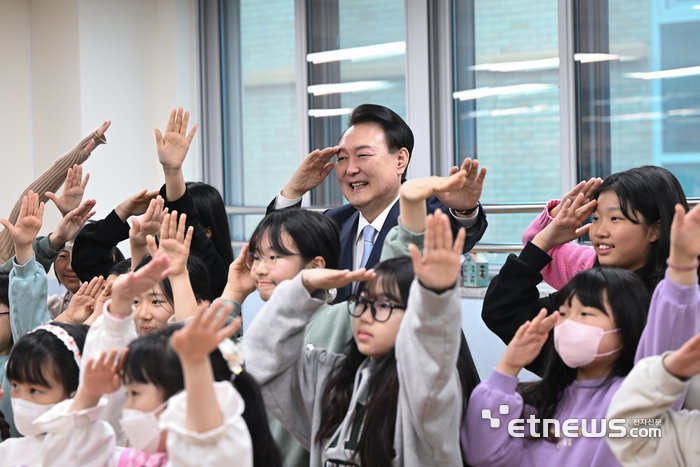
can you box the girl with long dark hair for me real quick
[463,204,700,466]
[244,210,469,466]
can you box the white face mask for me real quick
[11,398,56,437]
[119,400,168,454]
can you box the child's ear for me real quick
[648,220,661,243]
[307,256,326,270]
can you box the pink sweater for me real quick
[522,200,596,290]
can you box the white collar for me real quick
[355,194,400,244]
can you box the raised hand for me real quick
[156,107,198,173]
[171,300,241,363]
[86,280,114,326]
[667,203,700,285]
[115,189,161,222]
[436,158,487,213]
[70,348,127,412]
[496,309,561,377]
[110,254,172,317]
[146,211,193,276]
[408,209,465,293]
[301,268,376,295]
[45,165,90,217]
[663,330,700,379]
[130,197,167,249]
[222,243,257,303]
[281,146,339,199]
[550,177,602,218]
[82,120,111,154]
[1,191,44,265]
[532,193,596,253]
[669,203,700,265]
[49,198,97,250]
[58,276,105,324]
[400,170,468,204]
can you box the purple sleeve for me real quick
[521,199,596,290]
[462,370,524,467]
[635,271,700,361]
[635,271,700,411]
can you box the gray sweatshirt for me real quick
[242,271,464,466]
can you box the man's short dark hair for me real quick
[346,104,414,182]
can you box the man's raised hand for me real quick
[281,146,339,200]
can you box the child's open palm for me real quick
[156,107,198,172]
[301,267,376,294]
[45,164,90,217]
[171,300,241,364]
[0,191,44,247]
[497,309,560,376]
[63,276,105,324]
[110,255,171,317]
[670,203,700,261]
[534,193,596,252]
[663,330,700,379]
[130,196,167,248]
[146,211,193,276]
[409,209,466,292]
[400,170,468,203]
[82,349,128,397]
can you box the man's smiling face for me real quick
[335,122,408,222]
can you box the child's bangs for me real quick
[557,269,609,316]
[357,270,403,305]
[6,339,56,388]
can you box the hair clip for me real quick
[218,339,244,376]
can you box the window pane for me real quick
[221,0,298,240]
[453,0,561,244]
[307,0,406,206]
[576,0,700,197]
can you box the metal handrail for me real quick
[226,199,700,253]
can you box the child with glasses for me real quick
[224,169,481,467]
[242,209,471,466]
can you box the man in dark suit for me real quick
[267,104,487,302]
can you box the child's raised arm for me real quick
[399,169,469,234]
[53,275,104,324]
[146,212,197,322]
[0,191,44,266]
[170,300,241,433]
[109,254,172,318]
[666,202,700,286]
[45,164,90,218]
[129,196,167,270]
[70,348,128,412]
[156,107,198,202]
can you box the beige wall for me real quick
[0,0,201,258]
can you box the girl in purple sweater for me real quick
[464,203,700,467]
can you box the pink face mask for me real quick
[553,318,621,368]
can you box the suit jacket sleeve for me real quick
[426,196,487,253]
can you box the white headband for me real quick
[30,324,82,368]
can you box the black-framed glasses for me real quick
[245,252,298,270]
[347,294,406,322]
